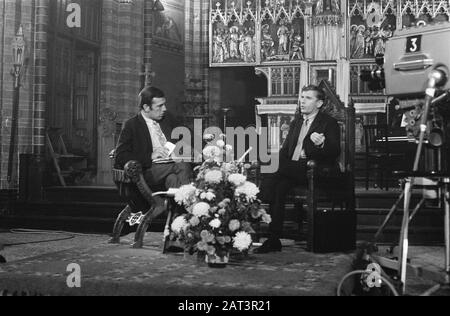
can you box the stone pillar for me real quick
[33,0,48,157]
[0,0,38,190]
[97,0,144,185]
[27,0,49,200]
[143,0,153,87]
[184,0,211,126]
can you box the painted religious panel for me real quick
[153,0,184,51]
[260,0,306,64]
[348,0,397,60]
[400,0,449,28]
[210,0,258,67]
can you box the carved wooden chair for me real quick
[292,80,356,253]
[109,156,176,251]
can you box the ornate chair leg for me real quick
[294,198,304,240]
[132,206,155,249]
[162,208,173,254]
[109,205,133,244]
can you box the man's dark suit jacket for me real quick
[114,113,176,170]
[279,111,341,170]
[258,111,341,203]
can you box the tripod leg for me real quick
[444,182,450,285]
[374,190,404,242]
[163,207,173,254]
[398,178,413,294]
[409,198,426,223]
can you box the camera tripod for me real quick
[397,173,449,295]
[372,68,450,295]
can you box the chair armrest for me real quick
[112,169,131,183]
[123,161,156,205]
[307,160,341,179]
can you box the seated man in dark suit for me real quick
[255,85,341,253]
[114,86,193,217]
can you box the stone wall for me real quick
[0,0,40,189]
[97,0,144,185]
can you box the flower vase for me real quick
[205,252,230,268]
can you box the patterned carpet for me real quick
[0,232,354,296]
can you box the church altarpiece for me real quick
[209,0,450,153]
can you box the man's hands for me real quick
[310,132,325,147]
[152,147,170,160]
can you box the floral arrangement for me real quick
[170,134,271,263]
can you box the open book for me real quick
[152,142,177,164]
[152,188,179,197]
[152,156,187,164]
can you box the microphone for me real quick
[413,64,449,171]
[427,66,448,90]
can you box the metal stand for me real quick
[372,71,450,295]
[222,108,231,132]
[397,175,450,295]
[372,174,450,295]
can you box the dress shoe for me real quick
[253,238,282,254]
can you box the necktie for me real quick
[152,121,167,147]
[291,118,309,161]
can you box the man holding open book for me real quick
[114,86,193,216]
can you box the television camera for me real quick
[359,22,450,296]
[361,23,450,153]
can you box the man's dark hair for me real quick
[301,84,326,101]
[139,86,165,110]
[295,84,327,118]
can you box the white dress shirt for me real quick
[141,112,167,151]
[291,112,319,161]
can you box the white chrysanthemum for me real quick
[205,192,216,201]
[200,191,215,201]
[174,184,197,206]
[209,218,221,229]
[204,170,223,184]
[216,140,225,148]
[171,216,188,234]
[203,133,215,142]
[189,216,200,227]
[225,144,233,152]
[203,145,221,158]
[228,173,247,186]
[228,219,240,232]
[222,162,237,174]
[235,181,260,201]
[192,202,210,217]
[262,213,272,224]
[233,231,252,251]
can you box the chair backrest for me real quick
[46,128,69,156]
[318,80,355,175]
[363,124,390,155]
